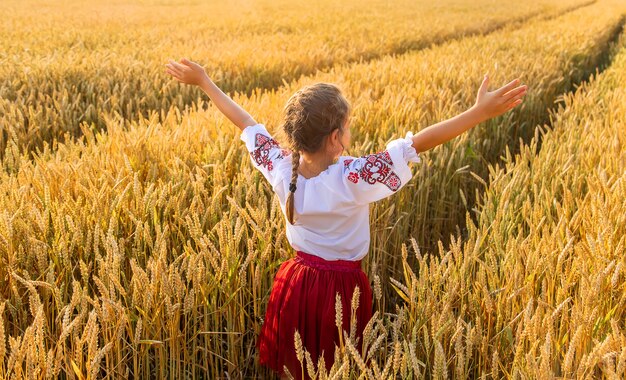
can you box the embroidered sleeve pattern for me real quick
[339,137,417,205]
[344,151,402,191]
[250,133,289,172]
[240,124,291,188]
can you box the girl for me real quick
[165,58,527,379]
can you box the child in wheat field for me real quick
[165,58,527,379]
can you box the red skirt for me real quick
[257,250,373,379]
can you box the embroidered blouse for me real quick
[240,123,421,261]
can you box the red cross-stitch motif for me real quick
[250,133,285,172]
[347,150,402,191]
[385,174,400,190]
[347,172,359,183]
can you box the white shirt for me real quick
[240,123,421,261]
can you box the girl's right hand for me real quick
[474,74,527,121]
[165,58,209,86]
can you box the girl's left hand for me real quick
[165,58,209,86]
[474,74,527,121]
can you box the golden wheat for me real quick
[0,0,625,378]
[1,0,592,160]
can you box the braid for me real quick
[286,150,300,225]
[280,82,350,225]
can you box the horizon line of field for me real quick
[0,0,596,161]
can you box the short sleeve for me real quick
[339,132,420,205]
[240,123,291,187]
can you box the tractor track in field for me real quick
[435,16,626,255]
[229,0,598,98]
[379,17,625,310]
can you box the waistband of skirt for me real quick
[294,251,363,272]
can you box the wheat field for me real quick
[1,0,625,378]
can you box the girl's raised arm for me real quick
[411,74,527,153]
[165,58,256,131]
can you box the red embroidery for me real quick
[347,172,359,183]
[386,174,400,190]
[250,133,284,172]
[347,150,401,191]
[343,158,354,168]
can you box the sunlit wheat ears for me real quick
[0,1,624,379]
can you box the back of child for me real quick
[166,57,527,379]
[239,83,421,379]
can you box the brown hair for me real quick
[280,82,351,225]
